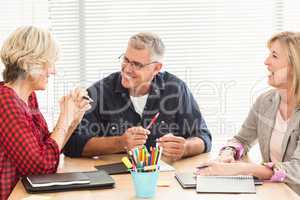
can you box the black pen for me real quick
[82,95,94,102]
[196,165,209,169]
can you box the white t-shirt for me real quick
[270,110,289,163]
[130,94,149,116]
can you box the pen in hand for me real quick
[82,95,94,102]
[196,165,209,169]
[196,162,210,171]
[146,112,160,130]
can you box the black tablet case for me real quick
[95,162,129,175]
[22,170,115,193]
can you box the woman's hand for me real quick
[59,88,92,127]
[196,161,253,176]
[218,148,236,163]
[52,88,92,150]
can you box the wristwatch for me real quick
[220,146,236,154]
[220,143,244,160]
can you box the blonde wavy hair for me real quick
[267,31,300,106]
[1,26,59,83]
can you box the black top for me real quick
[63,71,212,157]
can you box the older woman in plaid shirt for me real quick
[0,26,91,199]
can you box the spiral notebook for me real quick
[175,172,197,188]
[196,175,256,194]
[175,173,262,189]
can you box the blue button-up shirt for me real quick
[64,71,212,157]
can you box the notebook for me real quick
[175,172,197,188]
[196,175,256,194]
[175,173,263,189]
[95,160,175,175]
[26,172,90,187]
[159,161,175,172]
[22,170,115,193]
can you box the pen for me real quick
[128,150,137,166]
[196,165,209,169]
[156,146,163,165]
[146,112,160,130]
[82,95,94,102]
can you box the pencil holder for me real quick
[130,170,159,198]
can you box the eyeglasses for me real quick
[118,54,159,70]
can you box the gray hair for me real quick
[129,32,165,62]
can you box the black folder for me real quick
[95,162,129,175]
[22,170,115,193]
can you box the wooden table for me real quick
[9,153,299,200]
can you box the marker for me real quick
[122,157,133,169]
[82,95,94,102]
[143,165,157,171]
[146,112,160,130]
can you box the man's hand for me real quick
[120,126,150,150]
[157,133,186,161]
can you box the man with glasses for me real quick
[64,32,212,161]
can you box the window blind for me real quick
[0,0,49,70]
[47,0,268,138]
[4,0,296,138]
[0,0,53,125]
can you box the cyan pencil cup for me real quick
[130,170,159,198]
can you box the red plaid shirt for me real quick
[0,83,60,200]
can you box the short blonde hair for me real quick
[1,26,59,82]
[267,31,300,106]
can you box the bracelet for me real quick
[262,162,286,182]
